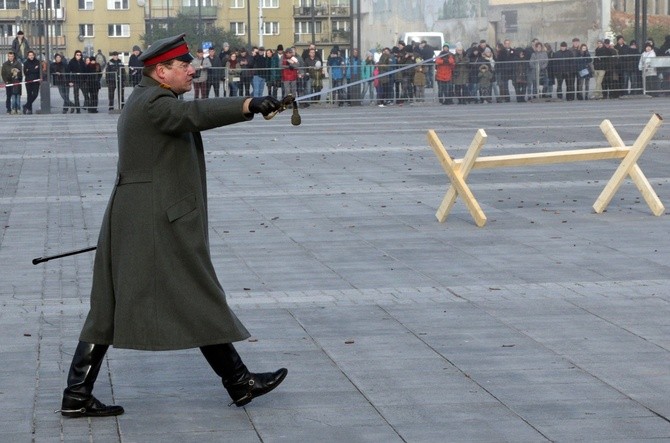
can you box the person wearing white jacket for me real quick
[639,42,658,95]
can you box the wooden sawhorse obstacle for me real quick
[429,113,664,227]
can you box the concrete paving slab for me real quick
[2,97,670,442]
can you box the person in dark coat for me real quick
[22,50,41,114]
[59,33,288,419]
[105,51,125,110]
[206,46,224,97]
[553,41,575,100]
[51,53,73,113]
[128,44,143,87]
[67,50,87,113]
[11,30,30,62]
[86,56,102,112]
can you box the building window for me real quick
[295,20,321,34]
[230,22,245,35]
[332,20,348,31]
[78,0,94,10]
[262,21,279,35]
[107,0,128,9]
[231,0,243,8]
[108,24,130,37]
[262,0,277,7]
[501,10,518,34]
[79,24,94,37]
[0,24,16,35]
[183,0,213,5]
[0,0,20,9]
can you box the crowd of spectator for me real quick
[3,33,670,114]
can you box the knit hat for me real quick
[276,44,284,51]
[455,42,463,50]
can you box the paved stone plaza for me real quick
[1,94,670,442]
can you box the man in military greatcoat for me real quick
[59,33,288,418]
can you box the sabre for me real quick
[263,52,449,124]
[32,246,96,265]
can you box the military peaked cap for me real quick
[139,33,194,66]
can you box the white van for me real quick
[402,32,445,57]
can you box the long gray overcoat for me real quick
[79,76,251,350]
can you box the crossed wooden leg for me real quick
[594,113,664,215]
[428,113,664,227]
[428,129,488,227]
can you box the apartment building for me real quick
[0,0,354,64]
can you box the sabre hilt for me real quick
[263,94,301,126]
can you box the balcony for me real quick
[294,6,313,17]
[181,5,218,18]
[293,5,329,18]
[148,6,176,19]
[330,5,349,16]
[0,34,66,49]
[331,29,349,43]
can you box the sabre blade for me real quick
[293,53,448,102]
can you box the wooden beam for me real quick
[456,147,629,170]
[598,117,665,216]
[428,114,664,227]
[428,129,487,227]
[593,113,664,214]
[435,129,487,223]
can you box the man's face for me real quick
[161,60,195,95]
[8,53,14,61]
[209,49,216,58]
[504,40,511,48]
[27,52,34,59]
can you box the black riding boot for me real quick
[200,343,287,407]
[60,341,124,418]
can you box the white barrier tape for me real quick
[1,78,42,88]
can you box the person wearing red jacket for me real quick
[435,44,456,104]
[280,47,300,99]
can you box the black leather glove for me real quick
[249,96,282,116]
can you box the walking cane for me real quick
[32,246,96,265]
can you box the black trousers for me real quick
[25,81,40,111]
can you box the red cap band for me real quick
[144,42,190,66]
